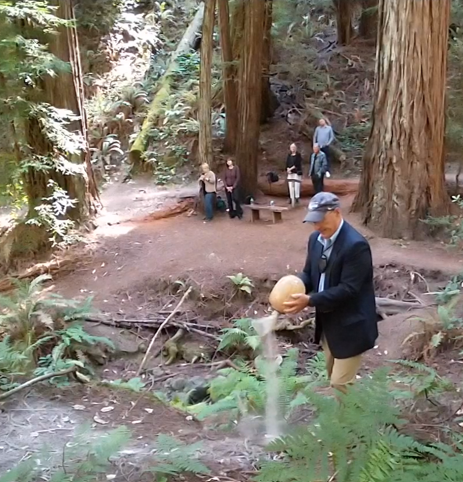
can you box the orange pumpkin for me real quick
[269,275,306,313]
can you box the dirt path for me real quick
[0,384,261,477]
[56,191,462,311]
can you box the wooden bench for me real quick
[244,204,289,224]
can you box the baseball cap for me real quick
[303,192,340,223]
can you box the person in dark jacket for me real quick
[284,192,379,393]
[222,158,243,219]
[309,144,328,194]
[286,143,303,205]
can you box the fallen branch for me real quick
[0,367,76,401]
[135,199,196,223]
[0,254,89,293]
[375,296,430,316]
[137,287,193,375]
[85,316,219,340]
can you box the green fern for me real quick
[196,348,314,422]
[392,360,455,398]
[218,318,261,353]
[150,434,210,478]
[256,369,463,482]
[0,425,130,482]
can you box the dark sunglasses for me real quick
[318,254,328,273]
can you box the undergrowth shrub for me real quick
[218,317,261,355]
[0,429,209,482]
[423,195,463,246]
[256,370,463,482]
[0,425,130,482]
[400,274,463,361]
[192,348,319,423]
[0,274,113,389]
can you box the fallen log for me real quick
[129,3,205,165]
[135,198,195,223]
[0,252,91,293]
[259,177,359,197]
[375,297,430,316]
[259,175,463,198]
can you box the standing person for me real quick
[283,192,379,394]
[222,158,243,219]
[314,118,335,176]
[199,163,216,222]
[286,143,303,205]
[309,144,328,194]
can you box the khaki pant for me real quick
[321,337,362,394]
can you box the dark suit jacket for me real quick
[299,221,378,359]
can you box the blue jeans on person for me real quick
[321,146,331,172]
[204,192,215,220]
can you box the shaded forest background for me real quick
[1,0,463,270]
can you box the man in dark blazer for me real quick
[284,192,378,393]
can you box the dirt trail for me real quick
[0,384,261,476]
[97,178,198,225]
[55,191,462,311]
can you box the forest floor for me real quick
[2,7,463,480]
[2,160,463,477]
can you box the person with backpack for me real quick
[199,163,217,222]
[222,158,243,219]
[286,143,303,205]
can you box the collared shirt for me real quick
[317,219,344,293]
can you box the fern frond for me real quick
[151,434,210,476]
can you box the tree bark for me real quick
[352,0,450,239]
[235,0,266,196]
[218,0,238,153]
[260,0,275,123]
[24,0,98,221]
[231,0,246,61]
[129,3,205,165]
[359,0,378,40]
[198,0,216,166]
[333,0,354,45]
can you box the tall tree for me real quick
[218,0,238,153]
[198,0,216,166]
[235,0,266,196]
[353,0,450,239]
[22,0,99,221]
[359,0,378,40]
[0,0,101,266]
[333,0,354,45]
[260,0,273,123]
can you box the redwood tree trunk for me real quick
[25,0,99,220]
[260,0,274,123]
[231,0,245,63]
[235,0,265,196]
[352,0,450,239]
[218,0,238,153]
[198,0,216,166]
[359,0,378,40]
[333,0,354,45]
